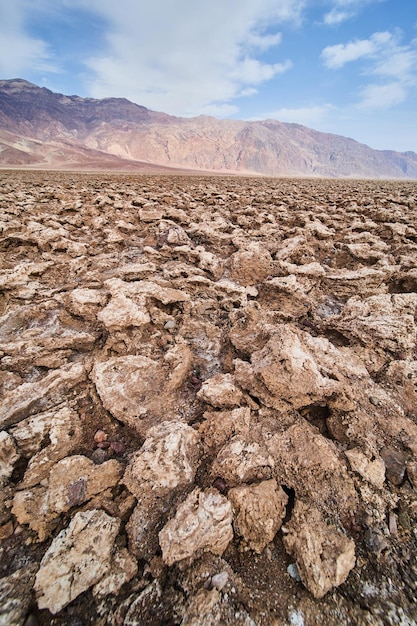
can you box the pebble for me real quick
[287,563,302,582]
[380,447,408,485]
[91,448,108,465]
[211,571,229,591]
[94,430,108,443]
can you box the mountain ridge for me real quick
[0,78,416,178]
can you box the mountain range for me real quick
[0,78,416,178]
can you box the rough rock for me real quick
[0,362,85,429]
[2,172,417,625]
[234,325,342,411]
[229,243,273,286]
[0,431,20,484]
[47,455,123,513]
[211,437,274,487]
[345,448,386,489]
[283,502,356,598]
[92,548,138,599]
[67,287,107,319]
[91,351,192,435]
[91,355,168,434]
[12,486,54,541]
[123,421,200,500]
[0,566,37,626]
[97,293,150,329]
[181,587,257,626]
[322,267,388,298]
[199,407,252,454]
[407,460,417,489]
[267,421,358,517]
[333,294,417,355]
[380,447,409,486]
[34,509,120,614]
[126,498,171,561]
[197,373,244,408]
[159,488,233,566]
[124,421,200,560]
[105,277,190,305]
[228,479,288,553]
[17,405,83,488]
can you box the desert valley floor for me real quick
[0,171,416,626]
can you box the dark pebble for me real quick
[213,477,227,493]
[364,529,388,554]
[91,448,108,464]
[110,441,126,454]
[380,447,409,485]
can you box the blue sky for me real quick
[1,0,416,152]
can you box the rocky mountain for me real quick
[1,78,417,178]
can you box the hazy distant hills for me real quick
[1,78,416,178]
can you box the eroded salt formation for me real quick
[0,172,416,626]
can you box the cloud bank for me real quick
[322,30,417,109]
[79,0,302,116]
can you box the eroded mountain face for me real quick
[1,79,417,178]
[0,171,416,625]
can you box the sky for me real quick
[1,0,416,152]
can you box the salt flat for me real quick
[0,171,416,625]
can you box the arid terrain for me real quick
[0,170,416,626]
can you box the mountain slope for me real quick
[1,78,416,178]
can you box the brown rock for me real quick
[126,499,169,561]
[228,479,288,553]
[68,287,107,319]
[97,293,150,329]
[334,294,417,355]
[17,406,83,488]
[159,488,233,566]
[283,502,356,598]
[34,509,120,614]
[123,421,200,501]
[0,565,37,626]
[197,373,244,409]
[267,421,358,517]
[380,447,409,485]
[0,431,20,484]
[47,455,123,513]
[234,325,342,411]
[12,486,55,541]
[211,437,274,487]
[199,407,251,454]
[91,355,166,434]
[345,448,385,489]
[407,461,417,489]
[93,548,138,598]
[229,243,272,286]
[0,362,86,430]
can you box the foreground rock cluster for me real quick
[0,171,416,625]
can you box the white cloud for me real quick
[322,0,387,26]
[322,29,417,110]
[76,0,301,116]
[372,48,417,79]
[321,32,392,68]
[246,31,282,52]
[254,104,334,126]
[0,1,57,76]
[323,10,353,25]
[358,82,408,109]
